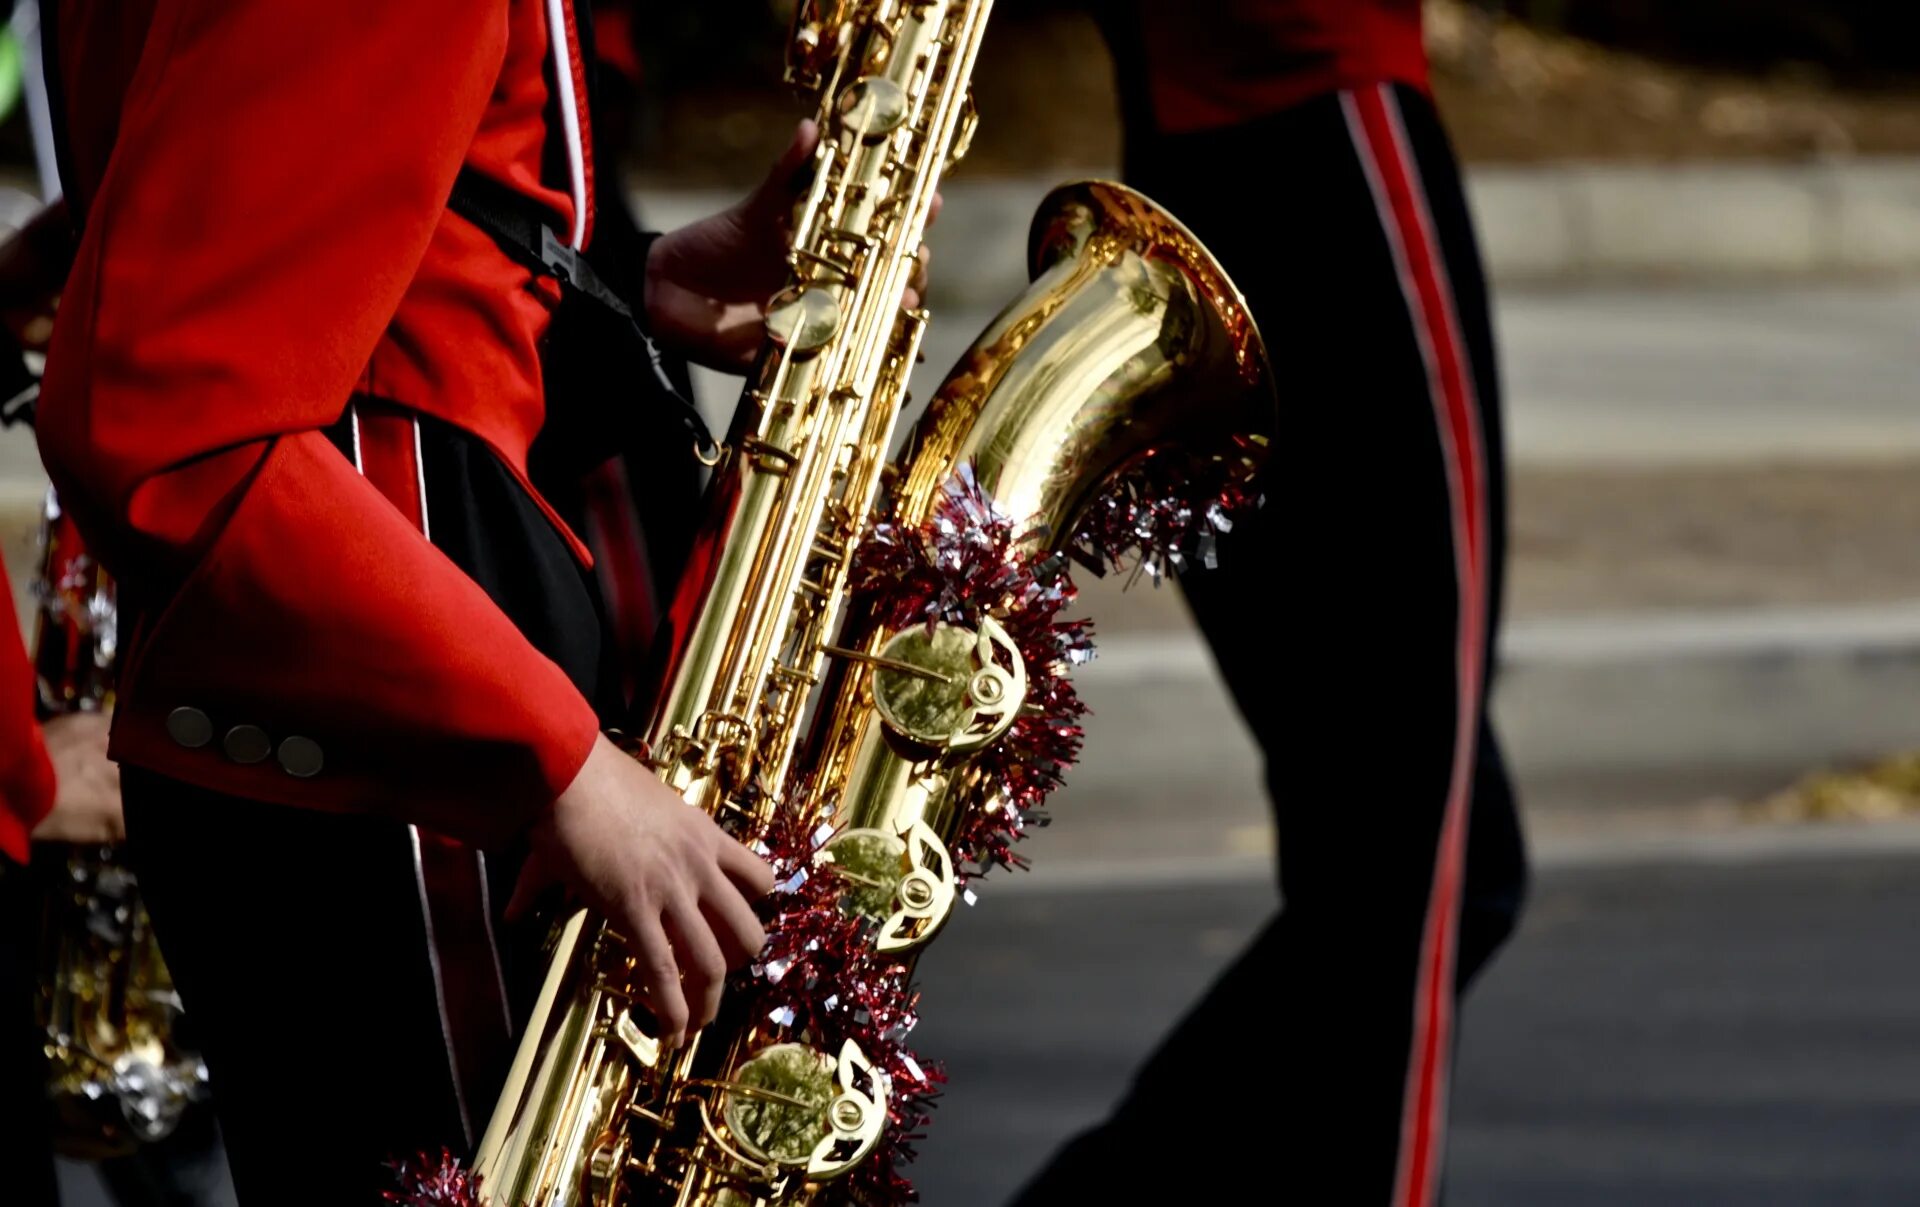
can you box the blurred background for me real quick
[13,1,1920,1203]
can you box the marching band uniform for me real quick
[1019,3,1527,1202]
[34,1,638,1199]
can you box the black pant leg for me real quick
[1393,88,1529,993]
[1014,85,1522,1203]
[0,864,60,1206]
[121,785,476,1204]
[94,1109,234,1207]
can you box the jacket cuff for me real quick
[104,432,605,850]
[108,696,596,851]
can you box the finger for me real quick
[630,908,690,1046]
[898,245,930,312]
[649,283,765,374]
[784,118,821,177]
[717,838,776,899]
[702,873,769,968]
[664,900,729,1033]
[927,191,944,227]
[909,244,931,298]
[752,119,821,218]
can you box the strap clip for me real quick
[540,227,634,322]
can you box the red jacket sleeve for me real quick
[0,559,55,863]
[36,0,599,849]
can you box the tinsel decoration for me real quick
[1067,438,1266,584]
[848,462,1094,876]
[379,457,1258,1205]
[746,808,944,1204]
[384,1149,481,1207]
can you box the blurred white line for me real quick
[1502,603,1920,662]
[1078,602,1920,685]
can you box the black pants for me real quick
[1013,85,1525,1204]
[120,417,614,1205]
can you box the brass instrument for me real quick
[471,1,1273,1202]
[30,488,209,1156]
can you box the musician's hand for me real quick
[31,712,125,845]
[510,735,774,1047]
[644,119,936,373]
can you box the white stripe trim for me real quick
[475,851,515,1034]
[409,825,474,1145]
[543,0,588,249]
[1342,89,1483,1207]
[349,404,364,475]
[411,417,432,542]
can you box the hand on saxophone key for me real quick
[510,734,775,1046]
[644,119,940,372]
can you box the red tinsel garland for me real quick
[390,456,1258,1205]
[385,1149,482,1207]
[848,462,1094,876]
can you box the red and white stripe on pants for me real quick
[1341,82,1491,1207]
[349,402,515,1146]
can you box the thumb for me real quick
[506,850,560,922]
[746,119,820,223]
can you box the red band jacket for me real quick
[36,0,608,849]
[1133,0,1429,133]
[0,557,55,862]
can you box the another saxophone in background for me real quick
[30,486,209,1157]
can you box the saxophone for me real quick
[30,487,210,1155]
[467,2,1273,1202]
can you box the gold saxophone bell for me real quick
[465,2,1274,1203]
[817,176,1271,961]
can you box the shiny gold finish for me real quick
[27,490,209,1157]
[818,818,956,953]
[809,178,1274,973]
[470,2,1274,1202]
[868,618,1024,752]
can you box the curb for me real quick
[632,157,1920,308]
[1469,158,1920,282]
[1064,604,1920,815]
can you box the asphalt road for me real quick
[905,852,1920,1206]
[56,847,1920,1205]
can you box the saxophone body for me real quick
[470,2,1272,1202]
[30,489,209,1156]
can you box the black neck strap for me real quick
[447,168,716,457]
